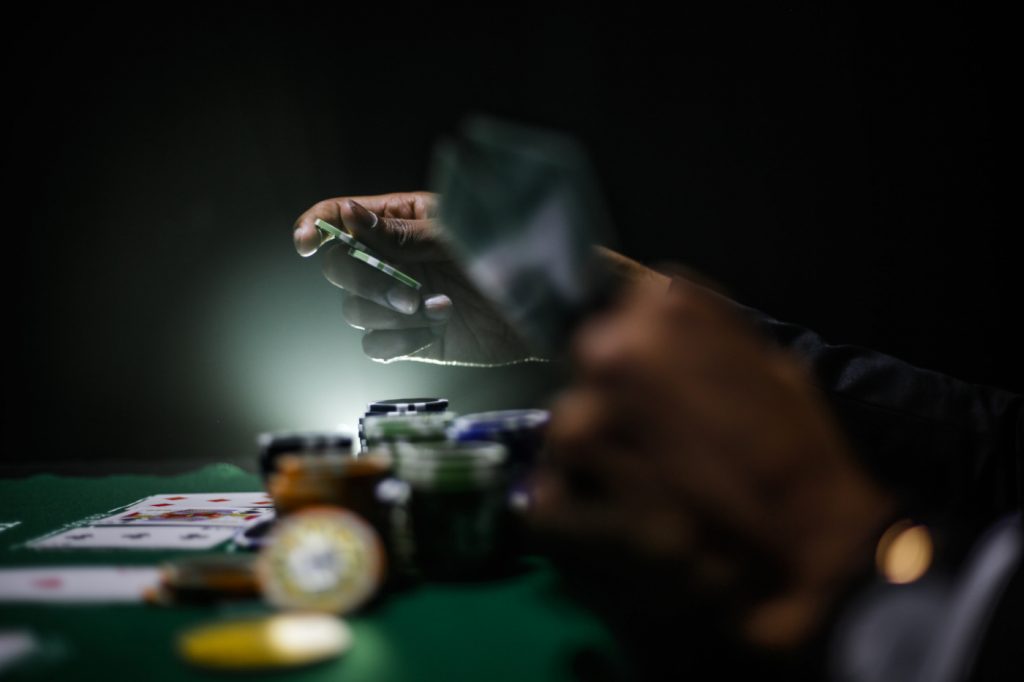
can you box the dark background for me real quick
[4,5,1017,472]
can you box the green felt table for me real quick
[0,464,614,682]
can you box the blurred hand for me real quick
[293,192,534,365]
[531,277,895,652]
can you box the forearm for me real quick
[744,307,1023,526]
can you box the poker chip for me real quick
[393,441,507,489]
[360,401,450,451]
[313,218,371,252]
[450,411,548,523]
[451,409,548,471]
[346,247,422,290]
[177,613,351,670]
[149,555,260,603]
[450,409,549,441]
[257,431,353,480]
[361,412,455,445]
[367,398,449,415]
[392,442,510,579]
[257,507,384,615]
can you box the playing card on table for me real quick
[95,507,273,528]
[123,492,273,512]
[0,566,161,603]
[28,525,237,550]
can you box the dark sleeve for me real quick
[742,306,1023,527]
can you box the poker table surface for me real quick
[0,464,615,682]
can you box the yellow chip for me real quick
[258,506,384,614]
[178,613,351,670]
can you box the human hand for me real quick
[293,192,534,365]
[531,277,895,651]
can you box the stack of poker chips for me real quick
[358,403,453,578]
[390,441,510,580]
[450,409,550,510]
[146,555,260,605]
[361,412,456,452]
[257,431,353,481]
[450,409,549,466]
[244,431,354,551]
[358,398,450,452]
[267,452,394,544]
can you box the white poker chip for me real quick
[257,507,384,615]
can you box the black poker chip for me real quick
[366,398,449,415]
[257,431,353,480]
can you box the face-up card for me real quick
[28,525,237,550]
[0,567,161,603]
[95,507,273,528]
[123,493,273,512]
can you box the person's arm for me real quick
[550,249,1023,525]
[742,307,1023,529]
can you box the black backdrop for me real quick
[4,5,1018,471]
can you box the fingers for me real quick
[322,243,422,315]
[294,215,330,257]
[341,292,452,330]
[362,328,441,362]
[347,192,437,220]
[343,200,452,263]
[292,192,442,259]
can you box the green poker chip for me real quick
[314,218,371,252]
[347,247,422,290]
[362,412,455,443]
[393,441,507,490]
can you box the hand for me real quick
[530,277,895,652]
[293,192,534,365]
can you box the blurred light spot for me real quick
[876,520,933,584]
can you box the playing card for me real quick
[432,117,613,356]
[94,507,273,528]
[0,567,161,602]
[28,525,237,550]
[122,492,273,512]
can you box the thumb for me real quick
[342,200,452,263]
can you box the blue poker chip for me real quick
[450,410,549,467]
[450,410,549,438]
